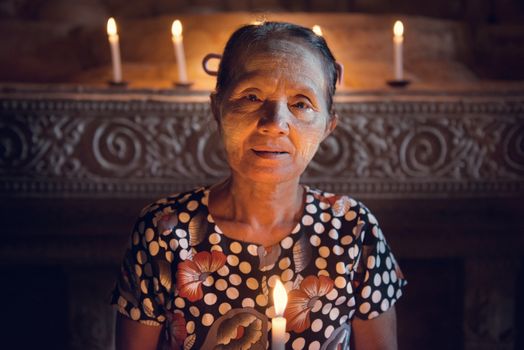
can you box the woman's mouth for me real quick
[252,150,289,159]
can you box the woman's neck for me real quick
[209,175,304,240]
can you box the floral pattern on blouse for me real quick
[111,186,407,350]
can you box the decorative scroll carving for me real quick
[0,91,523,197]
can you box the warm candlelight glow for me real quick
[107,17,117,36]
[171,20,182,37]
[393,20,404,37]
[312,25,323,36]
[273,279,288,316]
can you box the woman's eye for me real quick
[293,101,310,110]
[245,94,260,102]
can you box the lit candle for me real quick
[393,20,404,81]
[312,25,323,36]
[171,19,188,84]
[106,17,122,83]
[272,279,288,350]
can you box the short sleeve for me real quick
[351,203,407,320]
[110,204,176,325]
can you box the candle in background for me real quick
[171,20,188,84]
[272,279,288,350]
[106,17,122,83]
[312,24,323,36]
[393,20,404,81]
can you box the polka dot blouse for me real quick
[111,186,406,350]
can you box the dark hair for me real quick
[215,21,339,114]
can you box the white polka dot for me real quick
[186,320,195,333]
[391,270,398,283]
[387,285,395,298]
[359,302,371,314]
[315,257,327,269]
[292,337,306,350]
[209,233,221,244]
[145,228,154,242]
[328,229,338,239]
[310,235,321,246]
[136,251,147,264]
[362,285,371,299]
[382,271,390,284]
[329,307,340,321]
[311,318,323,332]
[279,258,291,270]
[242,298,255,308]
[215,278,227,291]
[396,289,402,299]
[226,287,239,300]
[214,224,222,233]
[339,315,348,324]
[219,302,231,315]
[229,274,241,286]
[210,245,223,252]
[322,302,332,314]
[347,297,356,307]
[335,276,346,289]
[306,204,317,214]
[386,257,392,269]
[374,274,382,287]
[227,255,239,266]
[204,293,217,305]
[217,265,230,276]
[367,256,376,269]
[187,200,198,211]
[230,242,242,254]
[324,324,334,338]
[203,275,214,287]
[331,218,341,229]
[335,296,347,306]
[326,288,338,301]
[202,313,214,326]
[174,297,185,308]
[372,290,382,303]
[306,194,314,203]
[179,239,188,249]
[336,262,346,274]
[130,307,140,320]
[381,298,390,311]
[189,306,200,317]
[256,294,268,306]
[302,215,314,226]
[341,235,353,245]
[314,222,325,233]
[345,210,357,221]
[247,244,258,256]
[148,241,159,256]
[318,270,329,277]
[281,269,294,281]
[309,340,320,350]
[246,277,259,290]
[311,299,322,312]
[268,275,279,288]
[376,255,381,268]
[281,237,293,249]
[169,239,178,250]
[239,262,252,274]
[368,213,378,224]
[333,245,344,256]
[291,223,301,234]
[319,246,330,258]
[320,212,331,222]
[179,212,190,223]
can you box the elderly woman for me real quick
[112,21,406,350]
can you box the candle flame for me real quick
[107,17,117,36]
[273,279,288,316]
[312,25,323,36]
[393,20,404,37]
[172,20,183,37]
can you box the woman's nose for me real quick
[257,101,290,135]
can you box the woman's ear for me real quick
[323,113,338,140]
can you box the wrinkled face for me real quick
[214,39,336,184]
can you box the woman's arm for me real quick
[351,305,398,350]
[115,313,163,350]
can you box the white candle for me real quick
[393,20,404,81]
[272,280,288,350]
[171,20,188,84]
[106,17,122,83]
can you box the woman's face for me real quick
[214,39,336,184]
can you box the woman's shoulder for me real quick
[304,185,371,219]
[138,186,209,218]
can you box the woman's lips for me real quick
[252,149,289,159]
